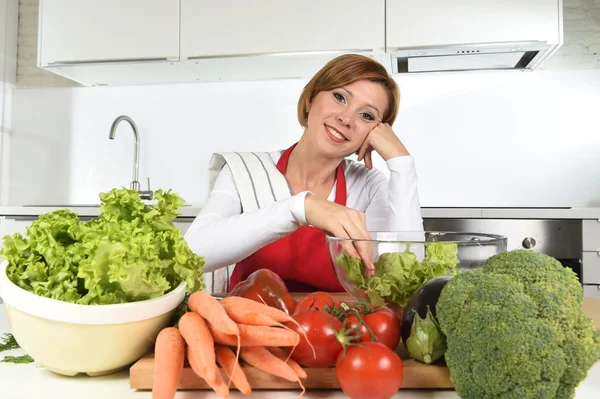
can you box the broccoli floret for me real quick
[437,249,600,399]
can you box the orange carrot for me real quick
[221,296,295,324]
[152,327,185,399]
[178,312,226,393]
[188,291,241,388]
[187,346,229,398]
[222,296,314,359]
[215,345,252,396]
[188,292,239,336]
[266,346,307,379]
[239,346,299,382]
[223,305,282,327]
[208,323,300,347]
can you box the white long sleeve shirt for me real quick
[185,151,423,273]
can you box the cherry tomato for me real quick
[343,305,401,350]
[293,291,342,314]
[286,310,344,367]
[335,342,404,399]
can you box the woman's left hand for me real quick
[357,123,410,170]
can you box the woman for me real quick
[185,54,423,293]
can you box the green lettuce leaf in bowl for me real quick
[336,242,459,308]
[1,188,204,305]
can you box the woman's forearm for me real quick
[184,192,311,272]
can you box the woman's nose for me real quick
[337,112,352,128]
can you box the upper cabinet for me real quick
[35,0,562,86]
[180,0,384,59]
[386,0,561,50]
[38,0,179,66]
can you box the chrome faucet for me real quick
[108,115,153,200]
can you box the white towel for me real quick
[204,151,292,293]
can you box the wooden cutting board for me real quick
[129,294,600,391]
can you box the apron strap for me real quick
[208,152,291,212]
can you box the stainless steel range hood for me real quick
[386,0,564,74]
[390,41,558,73]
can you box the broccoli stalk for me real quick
[436,249,600,399]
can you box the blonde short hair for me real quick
[297,54,400,128]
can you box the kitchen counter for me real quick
[1,308,600,399]
[1,206,600,220]
[0,206,202,219]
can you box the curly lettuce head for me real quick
[1,188,204,305]
[336,242,459,307]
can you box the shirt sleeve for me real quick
[363,155,424,232]
[184,164,312,272]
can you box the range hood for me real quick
[390,41,559,73]
[386,0,564,74]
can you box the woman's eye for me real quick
[333,92,345,103]
[361,112,374,121]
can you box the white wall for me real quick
[0,0,18,204]
[7,68,600,208]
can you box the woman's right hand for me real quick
[304,196,375,277]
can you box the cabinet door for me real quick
[386,0,560,49]
[39,0,179,66]
[181,0,385,58]
[583,252,600,285]
[583,220,600,251]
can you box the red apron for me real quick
[228,144,346,293]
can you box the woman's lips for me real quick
[325,125,347,143]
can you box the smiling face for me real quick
[305,80,389,158]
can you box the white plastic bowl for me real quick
[0,260,186,376]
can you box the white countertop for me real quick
[1,308,600,399]
[1,206,600,220]
[0,205,202,218]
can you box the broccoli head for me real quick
[437,249,600,399]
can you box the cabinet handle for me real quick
[46,57,179,66]
[186,49,375,60]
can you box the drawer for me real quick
[583,251,600,284]
[584,284,600,299]
[173,221,192,235]
[583,219,600,251]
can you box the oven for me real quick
[423,219,583,283]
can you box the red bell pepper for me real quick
[229,269,297,314]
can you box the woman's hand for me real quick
[357,123,410,170]
[304,196,375,277]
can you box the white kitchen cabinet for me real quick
[583,219,600,251]
[38,0,179,67]
[0,217,34,242]
[385,0,561,50]
[583,251,600,285]
[173,220,192,235]
[584,285,600,299]
[180,0,385,59]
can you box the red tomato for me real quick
[343,305,401,350]
[336,342,404,399]
[293,292,342,314]
[286,310,344,367]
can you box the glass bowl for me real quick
[326,231,507,308]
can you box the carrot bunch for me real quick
[152,292,309,399]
